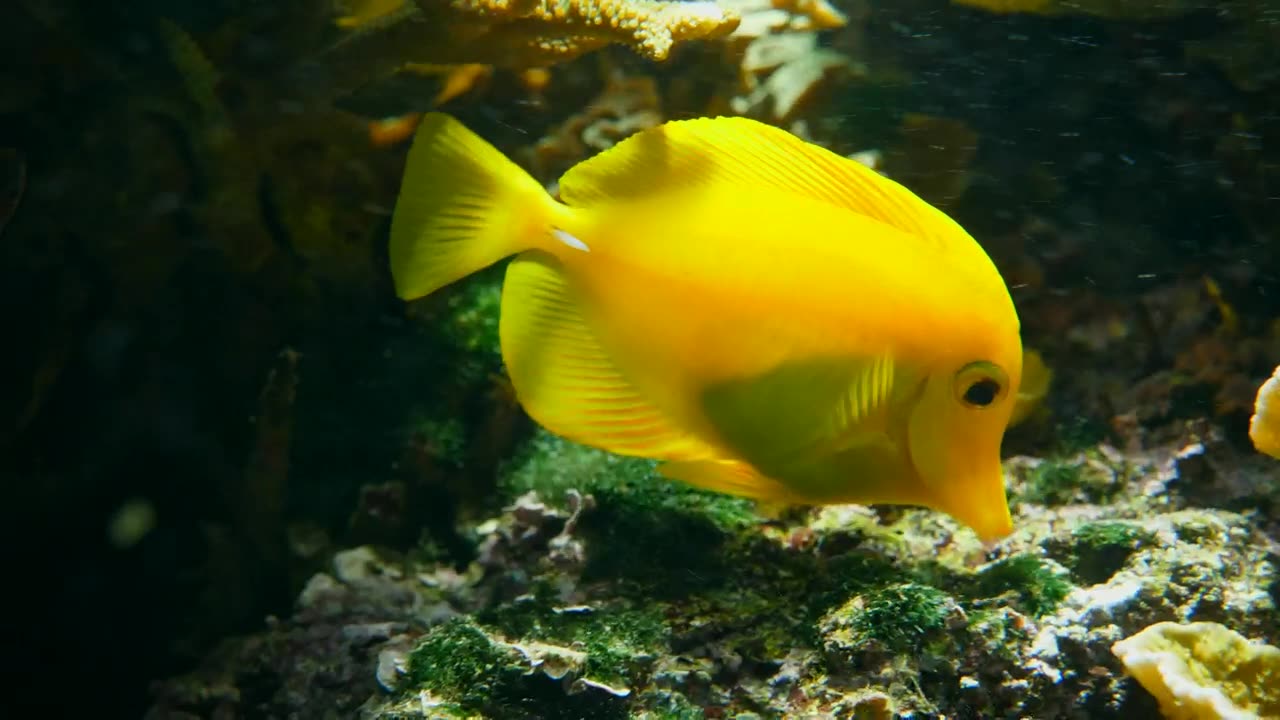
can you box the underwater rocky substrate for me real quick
[147,430,1279,719]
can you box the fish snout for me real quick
[933,463,1013,542]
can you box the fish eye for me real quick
[963,379,1000,407]
[954,361,1008,409]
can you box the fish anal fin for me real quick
[499,253,715,461]
[557,116,956,246]
[658,459,800,503]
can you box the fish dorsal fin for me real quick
[499,252,718,461]
[558,116,958,245]
[700,353,900,474]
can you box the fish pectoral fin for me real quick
[701,354,900,473]
[556,116,956,247]
[1009,347,1052,427]
[658,459,800,503]
[500,252,716,461]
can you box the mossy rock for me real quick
[1012,452,1125,506]
[405,618,633,718]
[501,432,759,595]
[1046,520,1155,585]
[968,554,1073,616]
[480,598,668,686]
[407,619,511,711]
[820,582,960,665]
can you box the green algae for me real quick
[482,598,668,684]
[502,431,759,594]
[439,270,503,356]
[824,551,906,597]
[407,619,509,710]
[966,607,1034,663]
[1071,520,1149,547]
[502,431,757,529]
[972,554,1073,616]
[1016,451,1125,506]
[1062,521,1154,584]
[800,550,923,640]
[850,583,952,652]
[579,478,754,593]
[1052,416,1111,454]
[406,617,632,718]
[633,692,706,720]
[407,415,468,467]
[1023,458,1088,505]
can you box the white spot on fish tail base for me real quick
[553,228,590,252]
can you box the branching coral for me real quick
[524,70,663,181]
[716,0,856,126]
[723,0,847,38]
[319,0,741,97]
[458,0,741,62]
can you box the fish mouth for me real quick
[930,464,1013,542]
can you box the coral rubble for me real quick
[148,430,1279,718]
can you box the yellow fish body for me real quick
[1251,365,1280,459]
[390,113,1023,541]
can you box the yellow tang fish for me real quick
[1251,365,1280,459]
[390,113,1024,541]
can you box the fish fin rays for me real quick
[658,459,801,503]
[557,116,956,246]
[701,354,899,473]
[1009,347,1052,427]
[499,253,715,461]
[389,113,550,300]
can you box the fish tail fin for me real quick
[389,112,555,300]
